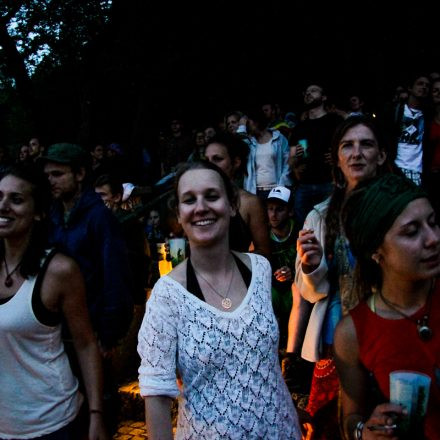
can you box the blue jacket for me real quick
[48,189,134,348]
[239,127,292,194]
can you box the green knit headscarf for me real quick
[344,173,428,261]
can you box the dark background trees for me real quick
[0,0,438,158]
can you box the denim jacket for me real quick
[239,126,292,193]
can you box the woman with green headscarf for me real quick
[292,116,388,432]
[334,173,440,439]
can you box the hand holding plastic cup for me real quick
[298,139,308,158]
[389,370,431,436]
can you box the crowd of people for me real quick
[1,71,440,440]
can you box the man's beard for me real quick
[304,96,323,110]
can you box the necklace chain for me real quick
[193,257,235,309]
[3,257,22,288]
[378,284,434,342]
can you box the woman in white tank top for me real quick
[0,165,108,440]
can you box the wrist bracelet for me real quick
[354,421,364,440]
[89,409,104,415]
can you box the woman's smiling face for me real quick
[0,175,39,240]
[177,168,235,247]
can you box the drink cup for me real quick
[169,238,186,267]
[298,139,308,158]
[389,370,431,436]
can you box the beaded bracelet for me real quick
[354,421,364,440]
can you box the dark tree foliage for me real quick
[0,0,438,165]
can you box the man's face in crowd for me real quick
[44,162,84,202]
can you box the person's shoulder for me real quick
[311,197,331,216]
[233,251,252,270]
[166,259,187,286]
[334,313,357,347]
[46,252,80,279]
[239,188,261,206]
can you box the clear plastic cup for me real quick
[389,370,431,436]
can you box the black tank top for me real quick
[229,212,252,252]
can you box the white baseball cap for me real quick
[267,186,291,204]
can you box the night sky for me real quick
[140,1,438,125]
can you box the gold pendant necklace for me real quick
[193,257,235,310]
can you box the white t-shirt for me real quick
[255,140,277,186]
[395,104,424,173]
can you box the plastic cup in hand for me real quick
[298,139,308,158]
[169,238,186,267]
[389,370,431,437]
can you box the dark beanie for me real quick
[344,173,427,260]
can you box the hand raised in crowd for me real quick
[297,229,323,274]
[238,115,248,126]
[274,266,292,282]
[294,143,306,158]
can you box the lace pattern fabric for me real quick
[138,253,300,439]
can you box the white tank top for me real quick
[0,269,82,438]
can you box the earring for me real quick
[372,253,381,264]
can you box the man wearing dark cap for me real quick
[40,143,134,433]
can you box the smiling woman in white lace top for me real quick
[137,161,300,439]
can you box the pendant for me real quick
[221,297,232,309]
[4,276,13,288]
[418,324,433,341]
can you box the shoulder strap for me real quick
[32,248,60,326]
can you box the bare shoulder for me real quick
[239,189,260,208]
[334,314,359,361]
[239,189,264,216]
[334,314,356,343]
[40,253,84,311]
[232,251,251,271]
[45,253,81,282]
[167,259,187,288]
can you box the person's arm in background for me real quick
[294,205,330,303]
[334,315,405,440]
[278,133,293,188]
[240,191,271,258]
[43,254,108,440]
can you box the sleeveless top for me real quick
[350,282,440,440]
[229,211,252,252]
[0,251,82,439]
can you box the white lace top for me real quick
[138,253,300,439]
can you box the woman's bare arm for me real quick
[334,316,404,440]
[145,396,174,440]
[42,254,108,440]
[240,190,271,258]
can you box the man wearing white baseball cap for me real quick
[266,185,295,348]
[266,186,313,394]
